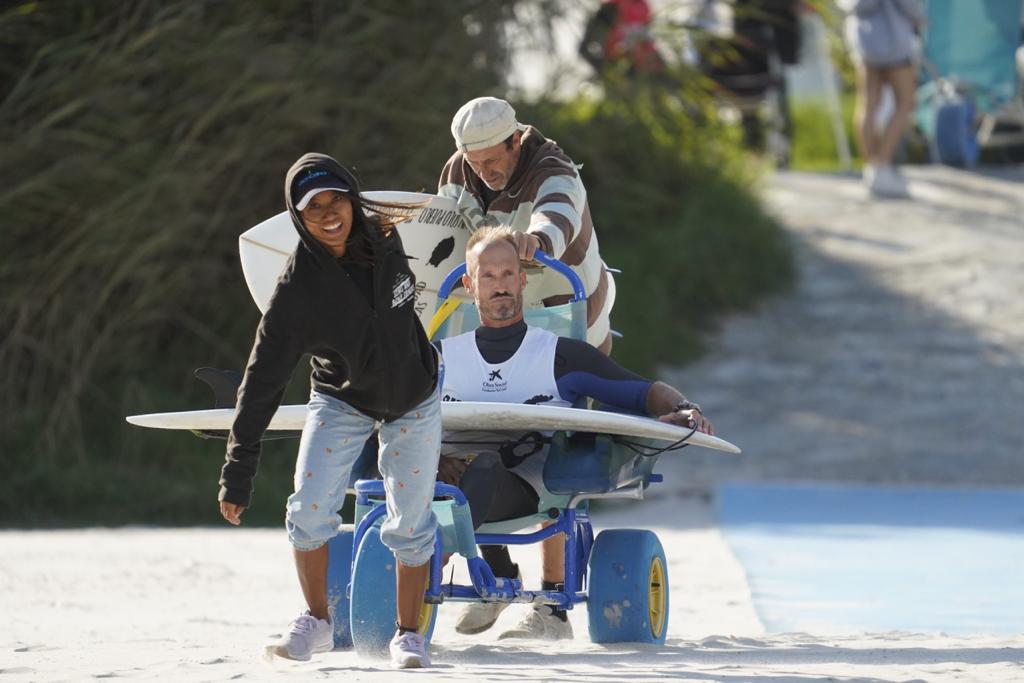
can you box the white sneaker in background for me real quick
[862,163,877,189]
[389,630,430,669]
[455,599,514,634]
[498,604,574,641]
[455,568,520,634]
[269,610,333,661]
[870,165,911,199]
[888,166,911,197]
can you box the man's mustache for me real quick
[490,291,513,300]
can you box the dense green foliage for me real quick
[0,1,792,526]
[533,88,794,366]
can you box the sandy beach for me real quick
[4,499,1021,681]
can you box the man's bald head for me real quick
[465,226,520,277]
[462,227,527,327]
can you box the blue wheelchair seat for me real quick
[470,430,663,537]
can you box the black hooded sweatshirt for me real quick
[219,154,438,507]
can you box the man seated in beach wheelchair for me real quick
[338,224,735,653]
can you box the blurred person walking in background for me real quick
[840,0,926,198]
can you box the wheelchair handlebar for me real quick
[437,249,586,303]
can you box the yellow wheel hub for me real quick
[418,575,435,634]
[417,601,435,633]
[648,556,666,638]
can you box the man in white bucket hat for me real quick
[438,96,615,353]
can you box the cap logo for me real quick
[297,169,330,187]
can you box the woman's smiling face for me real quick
[300,190,354,257]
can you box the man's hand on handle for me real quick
[513,232,543,261]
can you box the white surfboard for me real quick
[125,402,740,454]
[240,191,470,325]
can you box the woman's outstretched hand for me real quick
[219,501,246,526]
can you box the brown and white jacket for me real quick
[437,126,613,347]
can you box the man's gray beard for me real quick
[483,295,522,322]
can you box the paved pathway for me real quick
[659,166,1024,488]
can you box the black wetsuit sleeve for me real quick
[220,291,308,507]
[553,338,652,414]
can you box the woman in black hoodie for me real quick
[218,153,440,668]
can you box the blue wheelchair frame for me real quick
[352,468,665,611]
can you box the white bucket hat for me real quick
[450,97,525,152]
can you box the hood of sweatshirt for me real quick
[284,152,366,266]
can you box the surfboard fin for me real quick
[194,367,242,409]
[190,368,299,441]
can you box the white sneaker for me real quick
[870,165,911,198]
[862,163,877,188]
[270,611,333,661]
[389,630,430,669]
[455,567,521,634]
[455,600,512,635]
[498,605,574,641]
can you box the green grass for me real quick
[789,93,862,172]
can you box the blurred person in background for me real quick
[219,154,441,669]
[438,96,616,353]
[840,0,926,198]
[730,0,802,163]
[579,0,666,76]
[693,0,803,168]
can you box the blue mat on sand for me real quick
[716,483,1024,635]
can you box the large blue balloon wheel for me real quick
[587,529,669,644]
[349,525,438,657]
[326,528,354,649]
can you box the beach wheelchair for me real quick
[325,252,683,655]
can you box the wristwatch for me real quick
[674,400,702,414]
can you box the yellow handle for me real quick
[426,298,462,340]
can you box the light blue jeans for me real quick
[285,389,441,567]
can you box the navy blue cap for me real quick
[293,169,352,210]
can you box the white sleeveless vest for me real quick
[440,326,568,407]
[439,326,570,492]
